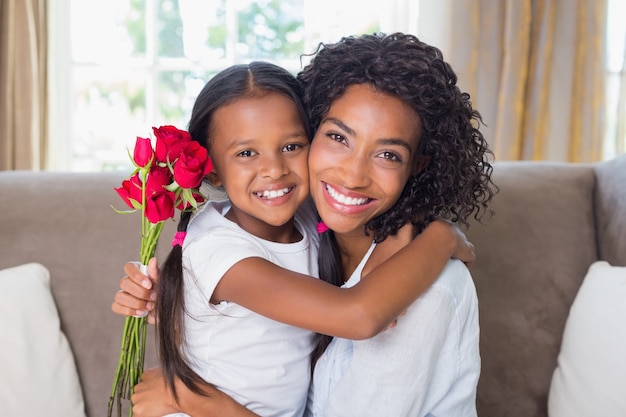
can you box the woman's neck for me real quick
[334,232,375,281]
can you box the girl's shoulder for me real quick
[185,199,253,246]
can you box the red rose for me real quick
[173,141,213,188]
[153,125,192,163]
[115,173,143,209]
[133,136,154,168]
[145,191,175,223]
[177,192,206,211]
[145,165,172,194]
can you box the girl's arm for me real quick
[112,220,473,339]
[215,219,469,339]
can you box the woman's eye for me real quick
[327,133,346,143]
[378,151,402,162]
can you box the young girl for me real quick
[132,60,477,417]
[121,32,495,417]
[157,61,315,416]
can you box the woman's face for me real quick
[308,83,422,238]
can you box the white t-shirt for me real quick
[178,198,319,417]
[306,243,480,417]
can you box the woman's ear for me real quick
[207,171,223,187]
[413,155,431,175]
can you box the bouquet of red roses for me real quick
[108,125,212,417]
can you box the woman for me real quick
[116,32,495,416]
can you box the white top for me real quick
[180,198,319,417]
[306,243,480,417]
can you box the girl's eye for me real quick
[237,150,256,157]
[283,143,303,152]
[378,151,402,162]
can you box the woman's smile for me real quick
[324,182,372,206]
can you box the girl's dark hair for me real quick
[157,61,311,400]
[298,33,497,364]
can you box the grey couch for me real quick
[1,153,625,417]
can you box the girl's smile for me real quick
[251,184,297,208]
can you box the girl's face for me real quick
[308,83,422,238]
[208,92,310,241]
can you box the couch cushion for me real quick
[466,161,598,416]
[548,261,626,416]
[0,263,86,417]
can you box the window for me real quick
[604,0,626,160]
[48,0,418,171]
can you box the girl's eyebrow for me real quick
[230,130,307,148]
[322,117,412,152]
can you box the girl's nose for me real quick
[260,153,289,179]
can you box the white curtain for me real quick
[605,0,626,158]
[0,0,48,170]
[427,0,608,162]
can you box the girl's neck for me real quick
[334,232,375,281]
[224,209,302,244]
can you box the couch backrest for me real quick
[466,161,600,417]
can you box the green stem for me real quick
[109,167,167,417]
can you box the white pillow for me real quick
[0,263,86,417]
[548,261,626,417]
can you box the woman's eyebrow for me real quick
[322,117,355,136]
[377,138,412,153]
[322,117,412,152]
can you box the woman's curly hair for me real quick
[298,32,497,242]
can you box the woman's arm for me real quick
[131,368,257,417]
[214,220,468,339]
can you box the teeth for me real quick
[256,187,291,199]
[325,184,369,206]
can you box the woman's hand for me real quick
[111,258,159,324]
[132,367,259,417]
[131,368,180,417]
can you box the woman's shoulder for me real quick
[425,259,478,315]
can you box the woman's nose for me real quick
[337,154,371,188]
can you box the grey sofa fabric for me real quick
[466,156,626,416]
[0,153,624,417]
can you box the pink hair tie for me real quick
[316,221,329,234]
[172,231,187,247]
